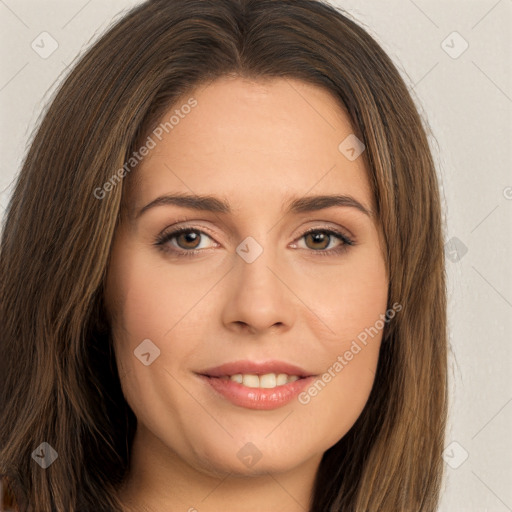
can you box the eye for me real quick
[293,228,354,256]
[154,227,217,256]
[154,226,354,258]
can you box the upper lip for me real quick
[198,360,315,378]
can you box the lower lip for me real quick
[199,375,316,410]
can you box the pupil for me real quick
[181,231,199,248]
[309,232,328,249]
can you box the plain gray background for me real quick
[0,1,511,510]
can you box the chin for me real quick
[187,436,315,478]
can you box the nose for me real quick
[220,239,296,335]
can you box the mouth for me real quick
[209,372,305,389]
[197,360,317,410]
[198,359,314,379]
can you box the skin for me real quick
[105,76,389,512]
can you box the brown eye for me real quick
[175,230,202,250]
[155,227,216,256]
[304,231,331,250]
[295,228,354,256]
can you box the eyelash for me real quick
[154,226,354,258]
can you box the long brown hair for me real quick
[0,0,447,510]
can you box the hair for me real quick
[0,0,448,510]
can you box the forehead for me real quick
[126,76,372,214]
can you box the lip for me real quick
[198,360,314,378]
[198,374,316,410]
[196,360,317,410]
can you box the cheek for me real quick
[300,243,389,346]
[293,247,387,441]
[296,294,386,448]
[106,250,208,446]
[297,350,379,452]
[107,243,206,349]
[106,244,218,421]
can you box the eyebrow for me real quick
[135,192,373,219]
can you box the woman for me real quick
[0,0,447,510]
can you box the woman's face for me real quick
[105,76,388,479]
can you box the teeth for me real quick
[276,373,288,386]
[243,374,260,388]
[228,373,301,388]
[231,374,243,384]
[259,374,276,388]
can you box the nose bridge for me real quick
[234,233,281,290]
[236,233,271,266]
[221,231,296,332]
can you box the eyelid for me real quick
[156,225,219,254]
[291,226,353,247]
